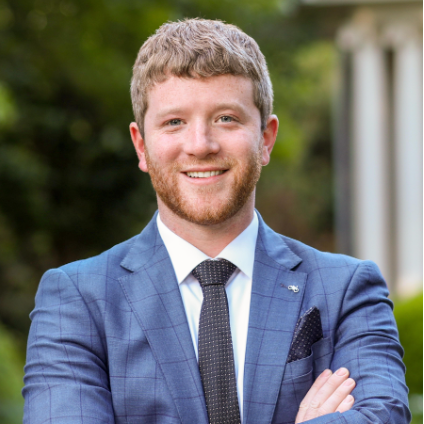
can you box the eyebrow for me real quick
[213,102,248,114]
[155,108,185,119]
[154,102,249,120]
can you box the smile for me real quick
[185,170,226,178]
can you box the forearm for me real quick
[295,261,410,424]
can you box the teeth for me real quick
[186,170,225,178]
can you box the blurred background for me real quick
[0,0,422,422]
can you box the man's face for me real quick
[131,74,277,226]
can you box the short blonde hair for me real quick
[130,18,273,134]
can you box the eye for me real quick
[167,119,182,126]
[219,116,234,123]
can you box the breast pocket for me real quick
[272,337,333,424]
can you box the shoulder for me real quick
[34,234,141,305]
[286,234,382,275]
[36,213,162,302]
[279,234,388,299]
[259,218,385,290]
[281,235,360,271]
[257,213,361,275]
[53,213,160,282]
[59,234,140,281]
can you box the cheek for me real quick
[146,137,181,165]
[157,149,181,166]
[225,136,261,160]
[218,131,246,151]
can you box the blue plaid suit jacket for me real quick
[23,212,410,424]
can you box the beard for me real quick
[144,146,263,226]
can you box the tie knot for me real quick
[192,259,236,288]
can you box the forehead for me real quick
[145,74,257,115]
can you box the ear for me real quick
[129,122,149,172]
[261,114,279,166]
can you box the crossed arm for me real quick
[23,261,410,423]
[291,260,410,424]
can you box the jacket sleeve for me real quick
[23,268,115,424]
[304,261,411,424]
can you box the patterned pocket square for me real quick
[287,306,323,363]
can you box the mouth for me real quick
[185,170,226,178]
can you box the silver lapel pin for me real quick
[288,285,299,293]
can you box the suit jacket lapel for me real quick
[243,215,307,424]
[119,216,208,424]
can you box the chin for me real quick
[161,197,244,226]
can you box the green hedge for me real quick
[394,292,423,395]
[0,323,24,424]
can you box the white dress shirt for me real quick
[156,212,258,422]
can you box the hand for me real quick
[295,368,355,423]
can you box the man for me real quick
[23,19,410,424]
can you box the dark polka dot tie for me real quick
[192,259,241,424]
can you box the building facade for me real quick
[304,0,422,296]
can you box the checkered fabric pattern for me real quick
[192,259,241,424]
[22,211,410,424]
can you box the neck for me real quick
[157,196,256,258]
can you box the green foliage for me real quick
[0,0,336,341]
[2,4,418,420]
[394,293,423,395]
[409,394,423,424]
[0,0,336,407]
[0,82,17,127]
[257,41,335,249]
[0,323,24,424]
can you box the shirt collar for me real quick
[157,212,259,284]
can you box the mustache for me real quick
[171,157,236,172]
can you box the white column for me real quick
[391,27,423,296]
[351,41,390,282]
[337,17,391,284]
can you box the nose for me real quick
[183,120,220,159]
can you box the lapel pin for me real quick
[288,285,299,293]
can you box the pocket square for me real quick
[287,306,323,363]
